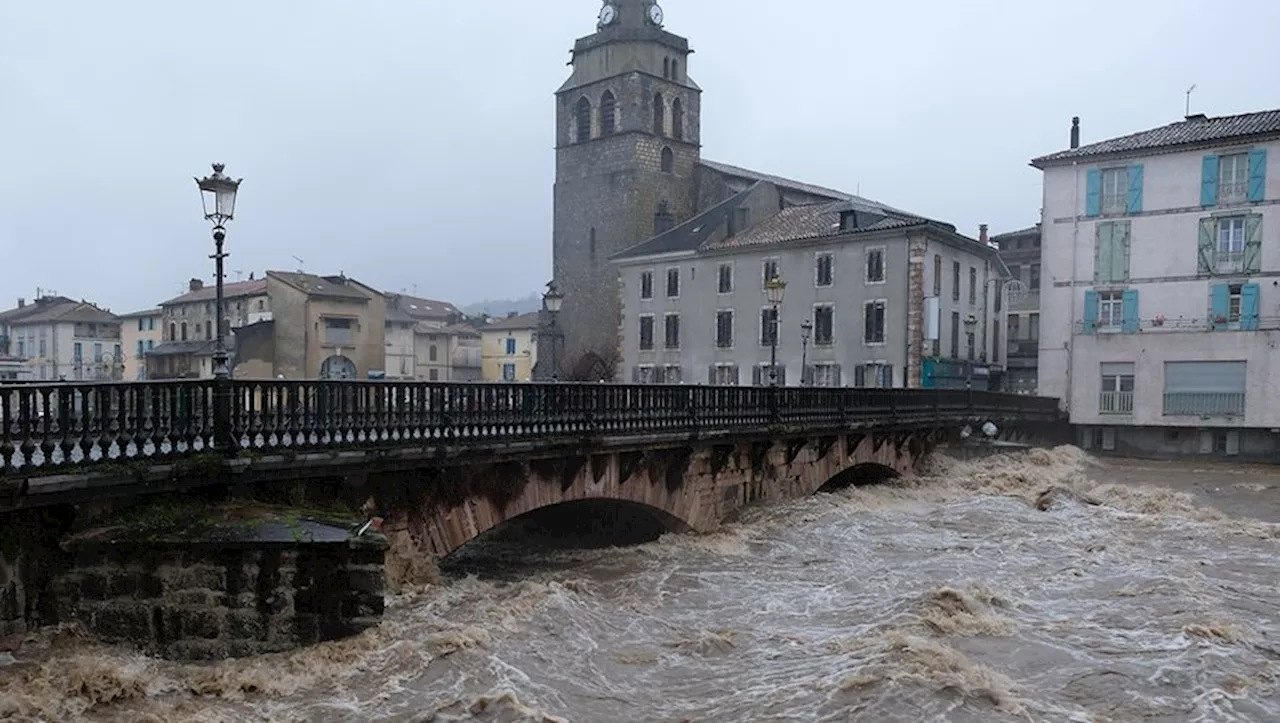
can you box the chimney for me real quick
[507,311,518,319]
[979,224,989,244]
[189,278,204,292]
[1070,116,1080,149]
[1185,113,1208,122]
[16,298,24,308]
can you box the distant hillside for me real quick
[461,292,541,318]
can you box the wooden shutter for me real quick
[802,364,814,386]
[730,365,740,385]
[1201,154,1220,207]
[654,366,666,384]
[1121,289,1139,333]
[1241,283,1261,331]
[854,365,865,388]
[777,366,787,387]
[1244,215,1263,273]
[1094,223,1113,283]
[1115,222,1131,281]
[632,366,640,383]
[751,365,762,386]
[707,364,716,384]
[1085,169,1102,217]
[1210,284,1230,329]
[1082,290,1099,334]
[1197,218,1216,275]
[1247,149,1267,203]
[1126,164,1144,214]
[833,364,843,387]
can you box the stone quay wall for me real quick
[52,542,386,660]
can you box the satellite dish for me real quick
[1004,280,1028,306]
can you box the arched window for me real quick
[661,146,674,173]
[671,98,684,141]
[654,200,675,234]
[169,323,176,341]
[672,60,680,81]
[600,91,617,135]
[652,93,665,135]
[180,322,188,341]
[663,58,670,79]
[589,227,597,260]
[205,320,212,339]
[575,96,592,143]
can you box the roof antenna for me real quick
[292,255,306,272]
[1185,84,1197,118]
[233,269,243,281]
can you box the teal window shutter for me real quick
[1201,154,1220,207]
[1121,289,1140,333]
[1085,170,1102,217]
[1210,283,1230,329]
[1094,223,1113,282]
[1240,283,1261,331]
[1083,289,1099,334]
[1197,217,1216,274]
[1248,149,1267,202]
[1126,164,1144,214]
[1244,214,1263,273]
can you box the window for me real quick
[762,259,779,287]
[38,337,46,358]
[932,254,942,296]
[814,304,835,345]
[1007,263,1022,284]
[760,307,778,346]
[654,203,674,234]
[639,315,655,350]
[671,60,679,81]
[666,268,680,297]
[812,363,840,388]
[1097,291,1124,329]
[863,301,885,344]
[717,263,733,294]
[1228,283,1243,324]
[661,147,674,173]
[966,332,975,360]
[73,342,82,361]
[715,310,734,348]
[637,365,656,384]
[1219,153,1249,203]
[640,271,654,299]
[168,322,175,341]
[663,58,670,79]
[816,253,834,287]
[663,365,682,384]
[664,314,680,349]
[968,267,977,304]
[137,340,145,358]
[854,364,892,389]
[1008,314,1020,340]
[1029,264,1041,290]
[1101,167,1128,214]
[138,318,145,332]
[180,322,188,341]
[429,368,439,381]
[952,262,961,301]
[1028,313,1040,340]
[1099,362,1135,415]
[950,312,960,357]
[866,248,884,284]
[671,98,683,141]
[734,207,749,233]
[600,91,617,135]
[147,339,154,351]
[752,363,786,387]
[93,343,103,362]
[710,363,738,386]
[205,320,212,340]
[589,228,597,260]
[502,363,517,381]
[574,97,592,142]
[437,344,446,360]
[322,317,354,346]
[1094,222,1131,283]
[1216,216,1246,272]
[652,93,665,135]
[1163,360,1246,416]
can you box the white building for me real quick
[0,295,123,380]
[119,308,163,380]
[1033,110,1278,458]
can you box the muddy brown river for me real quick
[2,446,1278,722]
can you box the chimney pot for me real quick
[16,298,24,308]
[1070,116,1081,149]
[189,278,204,292]
[979,224,989,243]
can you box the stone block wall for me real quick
[52,542,386,660]
[2,508,71,636]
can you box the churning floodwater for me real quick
[3,446,1280,722]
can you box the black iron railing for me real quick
[0,380,1062,474]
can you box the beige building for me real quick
[148,277,271,379]
[119,308,163,380]
[414,322,482,381]
[481,312,539,382]
[234,271,387,380]
[0,295,123,381]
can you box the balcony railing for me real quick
[1162,392,1245,417]
[1006,339,1039,357]
[1098,391,1133,415]
[1075,316,1280,335]
[1220,181,1248,204]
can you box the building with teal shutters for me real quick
[1032,110,1278,459]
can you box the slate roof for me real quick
[0,297,119,325]
[268,271,373,302]
[385,293,461,321]
[700,160,850,202]
[119,307,163,318]
[702,201,925,252]
[612,185,757,260]
[160,279,267,306]
[1032,109,1280,166]
[483,312,540,332]
[990,225,1040,240]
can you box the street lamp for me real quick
[799,319,813,386]
[541,280,564,381]
[764,275,786,386]
[195,163,242,381]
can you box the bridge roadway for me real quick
[0,379,1062,511]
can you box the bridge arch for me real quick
[817,462,901,493]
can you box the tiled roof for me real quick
[0,297,118,325]
[160,279,267,306]
[442,323,480,338]
[119,307,164,318]
[1032,109,1280,165]
[701,201,923,252]
[700,160,850,201]
[267,271,372,301]
[385,293,461,320]
[612,186,757,260]
[990,225,1040,239]
[482,312,540,331]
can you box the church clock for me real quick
[599,4,618,27]
[647,3,664,26]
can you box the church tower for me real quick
[552,0,701,377]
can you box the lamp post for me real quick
[764,275,786,386]
[195,163,242,453]
[799,319,813,386]
[541,280,564,381]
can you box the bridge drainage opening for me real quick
[441,499,686,579]
[817,463,900,493]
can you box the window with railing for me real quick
[1099,362,1134,414]
[1098,291,1124,330]
[1219,153,1249,204]
[1101,167,1128,214]
[1216,216,1246,273]
[1163,360,1246,416]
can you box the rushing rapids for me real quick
[2,446,1278,722]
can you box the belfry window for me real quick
[574,97,592,143]
[601,91,617,136]
[671,98,684,141]
[661,147,674,173]
[653,93,665,135]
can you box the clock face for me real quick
[599,4,617,26]
[648,4,664,25]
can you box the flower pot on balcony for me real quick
[1152,315,1165,327]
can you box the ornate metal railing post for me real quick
[769,383,781,426]
[687,385,699,438]
[213,376,234,456]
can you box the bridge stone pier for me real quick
[0,378,1064,654]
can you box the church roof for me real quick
[699,160,850,202]
[611,185,759,260]
[702,201,926,252]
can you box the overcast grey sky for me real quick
[2,0,1277,313]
